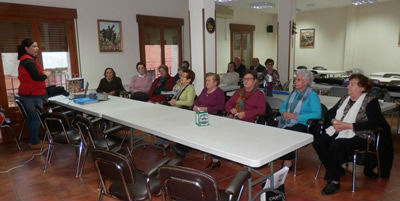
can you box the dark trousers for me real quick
[130,92,149,102]
[312,134,367,181]
[280,124,308,160]
[19,96,43,145]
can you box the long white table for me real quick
[49,95,313,201]
[370,72,400,77]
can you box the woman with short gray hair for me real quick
[277,69,321,169]
[296,69,314,85]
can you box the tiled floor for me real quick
[0,118,399,201]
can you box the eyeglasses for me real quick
[266,63,274,66]
[243,78,255,81]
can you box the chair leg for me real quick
[43,143,53,172]
[315,162,322,180]
[18,120,26,140]
[352,153,357,192]
[4,125,22,151]
[79,147,89,177]
[40,132,48,153]
[98,188,104,201]
[203,153,207,160]
[75,141,84,177]
[294,150,298,176]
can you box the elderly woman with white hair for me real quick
[277,69,322,168]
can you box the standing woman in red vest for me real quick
[17,39,49,149]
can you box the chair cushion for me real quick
[93,135,121,149]
[53,129,80,144]
[109,170,161,201]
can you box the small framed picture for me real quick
[97,19,122,52]
[300,28,315,48]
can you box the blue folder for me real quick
[73,97,99,105]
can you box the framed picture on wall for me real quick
[97,19,122,52]
[300,28,315,48]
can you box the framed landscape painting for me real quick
[98,19,122,52]
[300,28,315,48]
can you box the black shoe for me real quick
[321,182,340,195]
[364,169,379,179]
[205,160,221,170]
[170,144,185,159]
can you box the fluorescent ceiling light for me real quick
[351,0,377,6]
[215,0,232,2]
[250,2,275,9]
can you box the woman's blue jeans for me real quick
[19,96,43,145]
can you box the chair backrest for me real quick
[383,73,400,78]
[282,79,291,91]
[15,98,28,120]
[159,165,219,201]
[75,115,98,149]
[329,86,347,97]
[43,112,74,144]
[0,106,5,125]
[388,80,400,87]
[312,66,327,70]
[92,149,136,200]
[296,66,307,70]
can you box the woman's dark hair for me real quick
[205,72,220,86]
[243,70,257,79]
[349,73,372,93]
[182,60,190,68]
[104,67,116,79]
[183,69,195,84]
[265,58,274,66]
[17,38,35,60]
[158,65,169,75]
[136,62,146,70]
[227,62,236,72]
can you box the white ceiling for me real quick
[215,0,395,14]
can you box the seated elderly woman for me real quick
[313,73,392,195]
[148,65,175,103]
[193,72,225,170]
[225,70,265,122]
[263,58,283,90]
[167,69,196,108]
[277,69,321,169]
[220,62,240,86]
[129,62,152,101]
[96,67,125,96]
[172,65,189,93]
[193,72,225,114]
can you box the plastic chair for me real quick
[42,112,82,177]
[314,129,382,192]
[92,148,181,201]
[15,97,28,140]
[0,106,21,150]
[159,165,250,201]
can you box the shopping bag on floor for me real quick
[260,166,289,201]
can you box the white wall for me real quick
[295,1,400,76]
[295,7,347,70]
[0,0,189,88]
[216,9,277,73]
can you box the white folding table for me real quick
[49,95,313,201]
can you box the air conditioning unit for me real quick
[216,6,234,19]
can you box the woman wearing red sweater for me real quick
[17,39,49,149]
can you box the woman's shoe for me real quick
[321,182,340,195]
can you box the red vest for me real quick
[18,54,46,96]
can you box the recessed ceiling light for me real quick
[351,0,377,6]
[250,2,275,9]
[214,0,233,2]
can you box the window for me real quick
[137,15,183,78]
[230,24,255,67]
[0,3,78,108]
